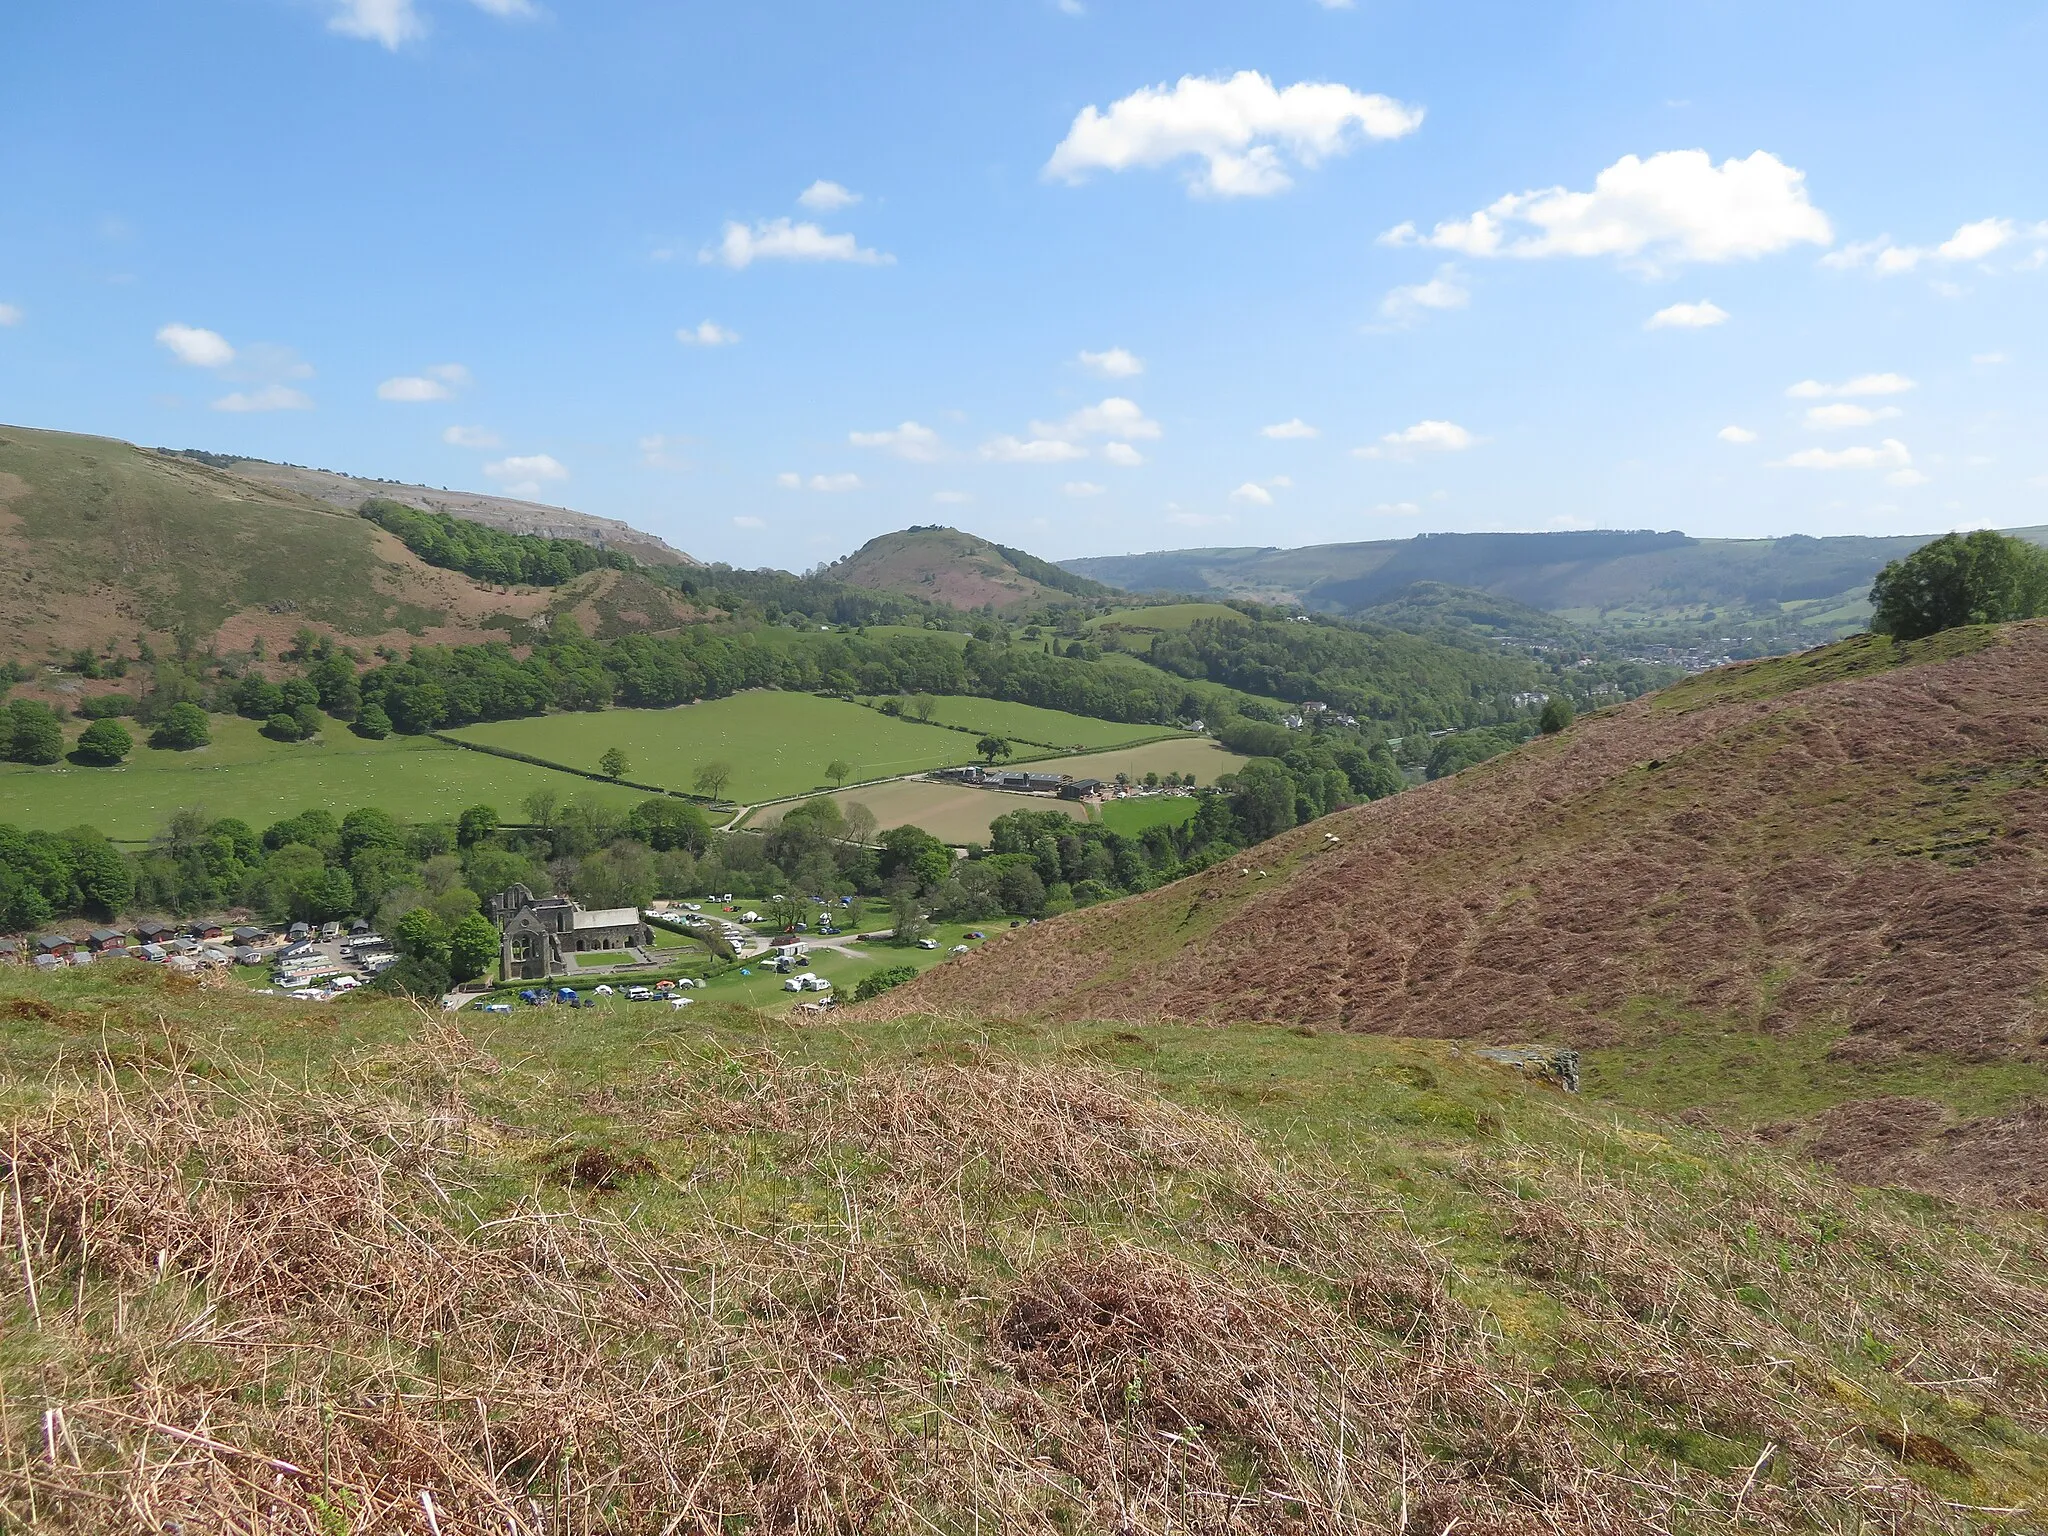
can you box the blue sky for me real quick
[3,1,2046,565]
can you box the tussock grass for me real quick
[0,968,2043,1531]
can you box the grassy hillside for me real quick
[830,526,1116,611]
[871,619,2048,1209]
[1,964,2042,1531]
[448,691,993,802]
[1064,527,2048,650]
[0,425,696,662]
[0,713,641,838]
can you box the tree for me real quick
[1870,530,2048,642]
[599,746,629,781]
[264,711,304,741]
[842,801,879,846]
[446,912,500,983]
[74,718,132,766]
[1539,697,1575,734]
[852,964,918,1003]
[823,758,852,789]
[628,797,711,853]
[3,700,66,764]
[996,863,1047,917]
[888,890,932,946]
[878,825,951,892]
[394,906,451,967]
[353,701,392,739]
[694,760,735,801]
[457,804,499,847]
[976,735,1012,766]
[911,696,937,723]
[150,703,211,751]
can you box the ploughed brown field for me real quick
[867,620,2048,1204]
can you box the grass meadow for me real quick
[0,713,642,839]
[450,691,985,802]
[1098,794,1201,836]
[868,696,1173,751]
[752,779,1090,844]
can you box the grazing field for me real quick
[753,779,1088,844]
[449,691,988,803]
[0,714,635,839]
[878,697,1174,751]
[1099,794,1201,836]
[1031,737,1250,787]
[1086,601,1244,634]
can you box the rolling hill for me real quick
[0,425,699,662]
[829,525,1117,611]
[866,619,2048,1208]
[1064,527,2048,647]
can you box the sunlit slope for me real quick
[869,621,2048,1204]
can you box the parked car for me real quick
[519,989,545,1005]
[951,944,970,955]
[475,1001,513,1014]
[625,986,653,1001]
[917,939,939,950]
[593,984,614,995]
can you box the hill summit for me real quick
[828,525,1114,611]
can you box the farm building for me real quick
[136,920,176,944]
[1058,778,1106,801]
[36,935,77,961]
[88,928,131,953]
[489,884,653,981]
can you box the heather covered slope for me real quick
[871,622,2048,1200]
[1,967,2045,1531]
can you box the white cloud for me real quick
[213,385,311,413]
[1370,501,1422,515]
[328,0,422,48]
[1887,468,1931,487]
[1063,481,1107,498]
[483,454,569,497]
[157,323,234,368]
[1803,403,1902,430]
[733,516,768,529]
[849,421,942,462]
[1261,418,1319,439]
[469,0,539,14]
[1166,509,1234,527]
[1717,425,1758,444]
[1078,347,1144,378]
[1825,218,2025,274]
[1646,299,1728,329]
[704,219,891,269]
[1355,419,1476,458]
[932,490,973,504]
[1031,396,1161,441]
[1379,266,1468,324]
[797,180,861,212]
[1383,149,1830,266]
[1101,442,1146,467]
[638,434,690,469]
[1045,70,1423,198]
[677,320,739,346]
[1776,438,1912,471]
[807,473,861,493]
[1785,373,1914,399]
[1056,0,1084,14]
[443,424,500,449]
[1230,482,1274,506]
[979,436,1088,464]
[776,473,803,489]
[0,304,20,327]
[378,373,457,401]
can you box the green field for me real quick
[1085,601,1244,634]
[449,691,1148,804]
[877,696,1173,751]
[752,779,1089,844]
[0,714,640,839]
[1098,794,1201,836]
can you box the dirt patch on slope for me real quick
[1760,1096,2048,1209]
[873,624,2048,1073]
